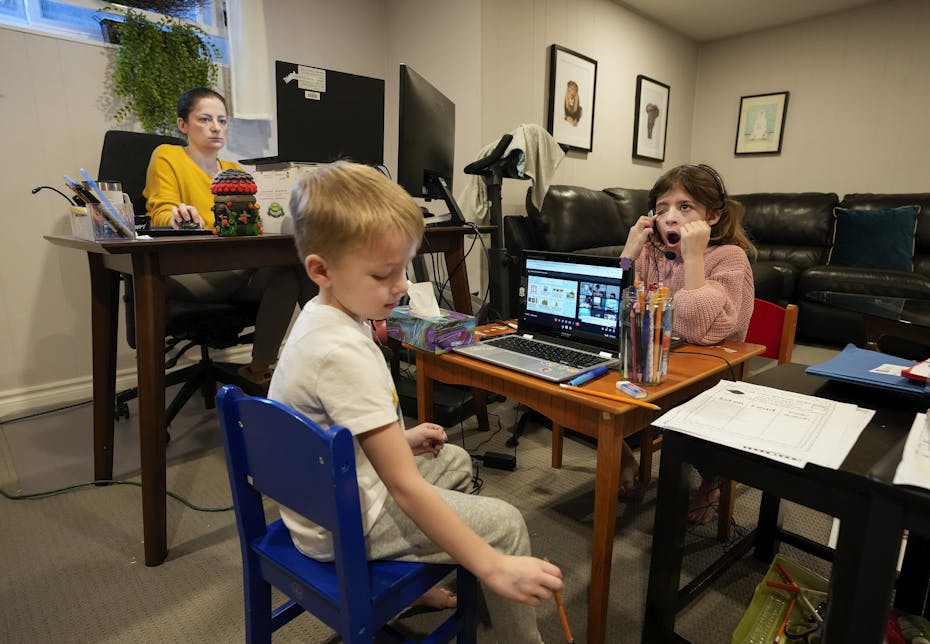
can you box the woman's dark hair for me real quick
[648,163,757,259]
[177,87,227,121]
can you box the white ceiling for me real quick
[614,0,889,42]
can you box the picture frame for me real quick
[546,44,597,152]
[632,75,670,162]
[734,91,789,155]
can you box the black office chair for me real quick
[98,130,260,426]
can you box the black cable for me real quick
[668,348,738,381]
[0,479,233,512]
[0,398,92,425]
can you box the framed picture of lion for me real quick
[546,44,597,152]
[633,75,670,162]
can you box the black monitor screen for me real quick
[397,64,464,225]
[274,60,384,166]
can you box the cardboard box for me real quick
[386,305,476,354]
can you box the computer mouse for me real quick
[178,219,202,230]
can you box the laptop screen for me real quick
[518,250,632,353]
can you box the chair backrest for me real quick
[216,385,372,603]
[746,298,799,364]
[98,130,185,218]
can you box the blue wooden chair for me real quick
[216,385,478,643]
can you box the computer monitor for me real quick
[397,64,466,226]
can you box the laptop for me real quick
[453,250,633,382]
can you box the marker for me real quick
[566,365,609,387]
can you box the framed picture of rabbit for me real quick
[547,44,598,152]
[632,75,670,162]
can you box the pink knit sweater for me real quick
[634,244,755,344]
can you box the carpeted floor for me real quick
[0,346,840,643]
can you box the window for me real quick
[2,0,228,63]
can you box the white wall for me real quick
[691,0,930,195]
[4,0,927,415]
[481,0,698,215]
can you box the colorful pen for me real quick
[566,365,609,388]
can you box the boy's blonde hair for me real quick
[289,161,425,261]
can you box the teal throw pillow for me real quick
[827,206,920,271]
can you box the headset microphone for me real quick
[649,235,677,261]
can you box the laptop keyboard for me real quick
[488,335,606,368]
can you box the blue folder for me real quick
[805,343,929,397]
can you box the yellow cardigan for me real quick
[143,144,243,227]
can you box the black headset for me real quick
[648,164,728,262]
[693,163,727,212]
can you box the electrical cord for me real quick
[668,348,738,381]
[0,479,233,512]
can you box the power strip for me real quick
[483,451,516,471]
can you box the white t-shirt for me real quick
[267,297,401,560]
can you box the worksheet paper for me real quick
[652,380,873,468]
[893,413,930,489]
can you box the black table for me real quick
[807,291,930,352]
[643,363,929,643]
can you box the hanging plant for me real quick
[111,8,220,134]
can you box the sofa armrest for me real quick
[799,265,930,299]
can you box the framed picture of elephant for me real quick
[735,91,790,155]
[632,75,670,162]
[546,44,597,153]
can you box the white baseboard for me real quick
[0,346,251,422]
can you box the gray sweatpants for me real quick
[166,266,316,365]
[366,444,544,644]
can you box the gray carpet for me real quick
[0,346,838,643]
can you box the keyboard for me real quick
[486,335,605,369]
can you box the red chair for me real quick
[745,298,799,365]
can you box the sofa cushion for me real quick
[840,194,930,276]
[527,185,628,253]
[735,193,839,270]
[828,206,920,271]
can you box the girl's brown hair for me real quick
[648,164,757,259]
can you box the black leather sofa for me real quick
[503,185,930,346]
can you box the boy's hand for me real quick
[405,422,447,456]
[482,555,563,606]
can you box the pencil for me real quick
[559,384,661,410]
[553,590,574,643]
[772,595,796,644]
[543,557,573,644]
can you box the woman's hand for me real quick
[620,213,654,260]
[170,202,205,229]
[678,220,711,262]
[405,422,447,456]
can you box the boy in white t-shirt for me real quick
[268,161,562,643]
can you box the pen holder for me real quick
[619,287,673,385]
[82,200,135,240]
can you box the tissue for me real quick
[387,281,475,354]
[406,281,442,317]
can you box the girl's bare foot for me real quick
[688,479,721,525]
[619,440,641,498]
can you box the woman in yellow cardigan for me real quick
[143,87,312,385]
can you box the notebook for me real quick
[453,250,633,382]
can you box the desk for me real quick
[413,340,764,644]
[45,225,487,566]
[643,364,927,643]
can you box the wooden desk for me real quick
[45,225,486,566]
[413,340,764,644]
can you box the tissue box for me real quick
[386,305,476,354]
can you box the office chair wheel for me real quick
[115,401,130,420]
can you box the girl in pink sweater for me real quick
[619,164,757,523]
